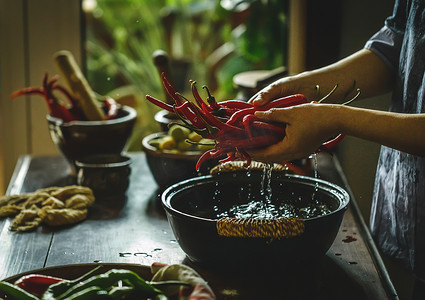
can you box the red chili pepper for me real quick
[236,148,252,167]
[11,88,44,98]
[317,134,345,154]
[190,101,245,135]
[54,89,85,120]
[54,84,82,113]
[226,107,256,125]
[219,134,282,149]
[196,147,227,171]
[190,80,212,112]
[174,99,206,129]
[218,151,237,164]
[250,120,285,137]
[146,95,174,112]
[240,114,285,140]
[145,75,345,170]
[50,100,79,122]
[14,274,64,298]
[242,114,256,139]
[219,99,253,110]
[261,94,308,110]
[202,85,221,111]
[161,72,184,106]
[226,94,309,126]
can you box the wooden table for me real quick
[0,153,398,299]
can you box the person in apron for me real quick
[248,1,425,298]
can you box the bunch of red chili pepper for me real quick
[11,73,119,122]
[147,73,347,171]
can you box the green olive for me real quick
[177,139,193,151]
[158,135,176,150]
[168,124,191,142]
[188,131,203,142]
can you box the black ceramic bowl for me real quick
[142,132,218,188]
[162,172,349,268]
[76,154,131,199]
[47,106,137,170]
[154,110,184,132]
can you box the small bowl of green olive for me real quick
[142,125,217,188]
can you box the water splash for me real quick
[215,160,330,220]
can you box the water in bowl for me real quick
[213,156,332,220]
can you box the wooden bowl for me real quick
[142,132,217,189]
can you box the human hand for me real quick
[249,75,319,107]
[247,103,340,163]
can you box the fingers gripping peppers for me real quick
[146,73,346,170]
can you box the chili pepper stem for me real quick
[191,80,210,110]
[317,84,338,103]
[185,101,220,135]
[202,85,220,110]
[185,139,216,146]
[341,88,361,105]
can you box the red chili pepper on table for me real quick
[14,274,64,298]
[146,73,347,170]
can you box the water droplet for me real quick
[119,252,132,257]
[151,248,162,252]
[134,252,152,257]
[93,259,102,263]
[342,236,357,243]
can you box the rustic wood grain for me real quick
[0,153,398,299]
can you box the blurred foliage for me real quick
[84,0,288,150]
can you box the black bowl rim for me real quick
[162,173,350,223]
[142,132,206,159]
[154,109,180,122]
[75,154,132,168]
[46,105,137,126]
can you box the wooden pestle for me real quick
[53,50,105,121]
[152,49,175,105]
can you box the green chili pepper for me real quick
[108,285,135,298]
[0,281,39,300]
[42,265,102,300]
[54,269,162,300]
[65,286,107,300]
